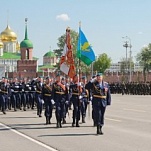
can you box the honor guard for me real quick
[42,77,53,125]
[28,79,36,110]
[80,76,89,123]
[69,74,83,127]
[52,75,68,128]
[21,78,30,111]
[35,76,43,117]
[11,78,21,111]
[0,77,9,114]
[88,73,111,135]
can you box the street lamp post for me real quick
[122,36,132,82]
[123,40,129,81]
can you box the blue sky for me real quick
[0,0,151,64]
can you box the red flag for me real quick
[60,27,76,78]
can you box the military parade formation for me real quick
[0,73,111,135]
[1,72,151,135]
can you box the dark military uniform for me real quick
[0,79,9,114]
[11,81,21,111]
[88,73,111,135]
[42,79,53,124]
[35,80,43,117]
[69,82,82,127]
[81,77,89,123]
[52,80,68,128]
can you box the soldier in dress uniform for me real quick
[21,78,31,111]
[86,75,97,126]
[80,76,89,123]
[11,78,21,111]
[69,74,82,127]
[0,77,9,114]
[35,76,43,117]
[30,79,37,109]
[42,76,53,125]
[52,74,68,128]
[88,73,111,135]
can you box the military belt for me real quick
[1,90,7,94]
[84,95,88,97]
[12,91,18,93]
[44,94,51,96]
[72,92,80,95]
[36,90,42,94]
[56,92,65,94]
[93,95,106,99]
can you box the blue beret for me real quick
[92,75,96,78]
[97,73,103,76]
[82,76,86,79]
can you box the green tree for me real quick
[136,44,151,82]
[93,53,111,73]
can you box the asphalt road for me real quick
[0,94,151,151]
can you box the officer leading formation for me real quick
[0,73,111,135]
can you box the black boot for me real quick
[82,116,86,123]
[97,125,100,135]
[97,125,103,135]
[48,117,51,124]
[100,126,103,135]
[46,117,49,125]
[62,118,66,124]
[72,122,75,127]
[56,121,60,128]
[2,110,6,114]
[60,120,62,128]
[76,121,80,127]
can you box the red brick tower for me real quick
[17,18,37,78]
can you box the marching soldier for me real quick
[88,73,111,135]
[52,75,68,128]
[80,76,89,123]
[42,77,53,125]
[21,78,31,111]
[0,77,9,114]
[69,74,82,127]
[11,78,21,111]
[35,76,43,117]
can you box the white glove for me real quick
[22,89,24,92]
[26,84,29,87]
[90,79,96,83]
[79,95,83,99]
[11,89,14,92]
[77,82,82,86]
[41,99,44,104]
[65,101,69,104]
[15,86,19,88]
[90,96,93,101]
[29,87,31,90]
[51,99,55,105]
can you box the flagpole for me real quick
[78,21,81,80]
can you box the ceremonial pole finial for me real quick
[25,18,28,24]
[79,21,81,28]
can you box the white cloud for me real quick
[56,14,70,21]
